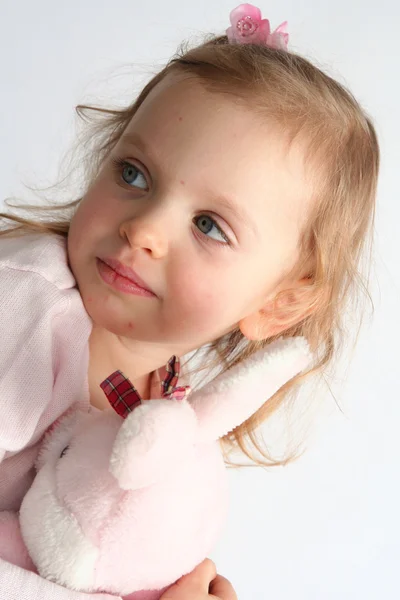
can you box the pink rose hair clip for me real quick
[226,3,289,50]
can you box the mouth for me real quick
[96,257,156,298]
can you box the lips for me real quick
[99,257,155,296]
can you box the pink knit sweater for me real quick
[0,233,120,599]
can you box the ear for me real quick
[189,336,312,442]
[239,277,314,341]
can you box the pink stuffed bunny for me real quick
[0,337,311,599]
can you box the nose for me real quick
[118,209,169,259]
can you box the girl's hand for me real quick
[160,559,238,600]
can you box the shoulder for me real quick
[0,234,92,453]
[0,232,75,290]
[0,231,90,333]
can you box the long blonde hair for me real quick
[1,36,379,466]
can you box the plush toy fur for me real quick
[0,337,311,599]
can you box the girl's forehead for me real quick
[119,76,313,232]
[124,76,306,172]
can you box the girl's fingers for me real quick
[161,559,238,600]
[176,558,217,592]
[209,574,238,600]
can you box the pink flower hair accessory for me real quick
[226,3,289,50]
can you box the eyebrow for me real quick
[120,132,152,158]
[119,132,257,237]
[212,194,257,237]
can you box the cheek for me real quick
[71,181,117,242]
[166,263,243,331]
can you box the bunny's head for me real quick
[19,337,311,597]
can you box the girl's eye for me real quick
[121,163,147,190]
[194,215,229,244]
[112,158,148,190]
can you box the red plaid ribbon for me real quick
[100,355,191,419]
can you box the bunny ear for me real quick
[188,336,313,442]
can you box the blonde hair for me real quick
[1,36,379,466]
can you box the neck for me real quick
[88,324,174,408]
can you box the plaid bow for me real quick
[100,355,191,419]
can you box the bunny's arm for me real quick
[0,558,122,600]
[110,399,198,491]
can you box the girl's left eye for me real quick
[112,158,148,190]
[194,215,229,244]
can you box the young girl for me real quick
[0,4,378,600]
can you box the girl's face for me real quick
[68,76,311,358]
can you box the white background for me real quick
[1,1,399,598]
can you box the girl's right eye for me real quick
[112,157,148,191]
